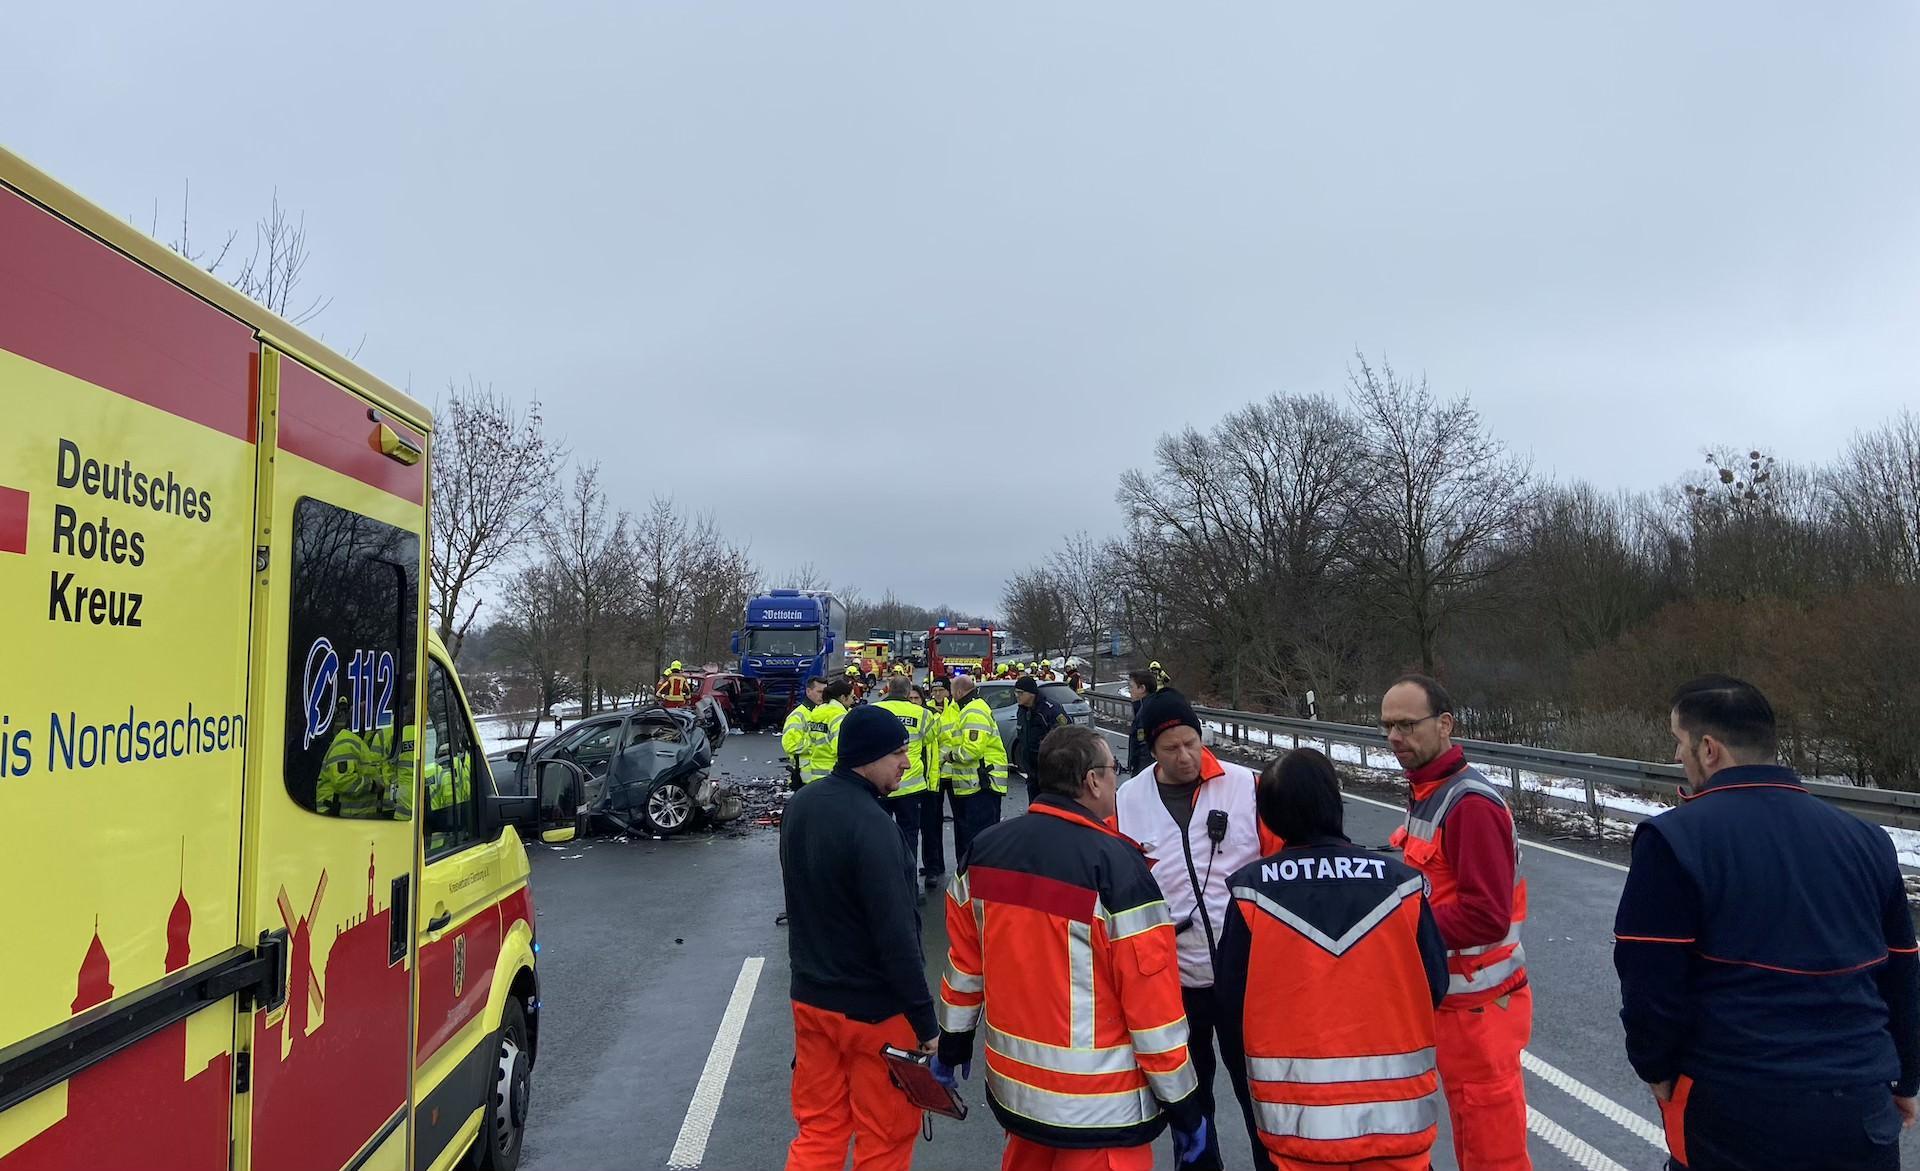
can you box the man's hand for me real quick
[1171,1116,1211,1165]
[1648,1080,1674,1103]
[1896,1095,1917,1127]
[917,1036,938,1055]
[928,1054,970,1089]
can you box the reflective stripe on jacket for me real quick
[780,702,814,764]
[1114,751,1275,987]
[1216,839,1447,1165]
[802,701,849,784]
[938,796,1201,1149]
[874,699,931,797]
[1389,764,1528,1005]
[944,695,1007,796]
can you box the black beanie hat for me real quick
[1138,688,1203,751]
[837,704,909,770]
[1014,677,1040,695]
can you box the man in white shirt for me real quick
[1114,689,1281,1171]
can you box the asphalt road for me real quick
[515,725,1920,1171]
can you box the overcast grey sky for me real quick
[9,3,1917,615]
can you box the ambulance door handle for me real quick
[426,910,452,933]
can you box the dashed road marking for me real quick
[1527,1106,1634,1171]
[667,955,765,1169]
[1524,1050,1667,1150]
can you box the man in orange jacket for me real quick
[936,724,1212,1171]
[1383,674,1532,1171]
[1217,747,1449,1171]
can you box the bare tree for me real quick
[498,559,581,749]
[429,382,565,660]
[1348,353,1532,672]
[1829,411,1920,584]
[1048,531,1118,686]
[150,183,332,327]
[783,562,832,591]
[542,465,630,716]
[1001,568,1072,661]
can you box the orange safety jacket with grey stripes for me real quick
[1388,756,1529,1006]
[1216,837,1448,1165]
[937,794,1204,1149]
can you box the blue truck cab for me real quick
[731,589,847,724]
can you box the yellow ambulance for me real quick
[0,146,580,1171]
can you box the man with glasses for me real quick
[934,725,1212,1171]
[1381,674,1532,1171]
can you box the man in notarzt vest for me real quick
[1218,748,1448,1171]
[657,660,692,707]
[936,725,1212,1171]
[1614,676,1920,1171]
[1382,674,1531,1171]
[940,673,1008,865]
[781,677,826,790]
[1115,689,1281,1171]
[803,678,855,785]
[875,676,935,888]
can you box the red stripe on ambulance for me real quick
[278,361,426,504]
[0,188,256,442]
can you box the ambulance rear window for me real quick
[283,497,421,820]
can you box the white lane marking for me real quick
[1523,1050,1667,1149]
[1527,1106,1634,1171]
[666,955,765,1170]
[1342,790,1630,874]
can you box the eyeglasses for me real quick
[1378,715,1440,735]
[1090,762,1118,776]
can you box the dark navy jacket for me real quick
[1613,765,1920,1094]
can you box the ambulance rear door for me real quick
[0,176,260,1171]
[232,348,427,1171]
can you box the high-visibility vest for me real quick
[317,729,390,818]
[1390,764,1528,1006]
[1115,751,1274,987]
[939,798,1199,1147]
[1222,843,1441,1165]
[874,699,931,797]
[943,696,1007,796]
[780,702,814,766]
[802,701,849,784]
[923,701,947,791]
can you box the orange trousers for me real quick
[1434,982,1533,1171]
[1002,1135,1152,1171]
[1266,1154,1430,1171]
[785,1002,921,1171]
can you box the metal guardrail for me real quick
[1085,692,1920,832]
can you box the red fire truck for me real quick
[926,624,996,682]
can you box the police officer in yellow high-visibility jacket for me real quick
[919,682,953,891]
[942,673,1009,864]
[317,698,394,818]
[781,676,827,789]
[802,678,856,784]
[874,676,935,889]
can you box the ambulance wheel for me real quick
[641,780,696,836]
[473,998,530,1170]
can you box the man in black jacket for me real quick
[1614,675,1920,1171]
[780,704,933,1171]
[1125,669,1161,777]
[1013,676,1070,803]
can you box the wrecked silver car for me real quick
[487,698,739,837]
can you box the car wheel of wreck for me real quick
[641,779,696,836]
